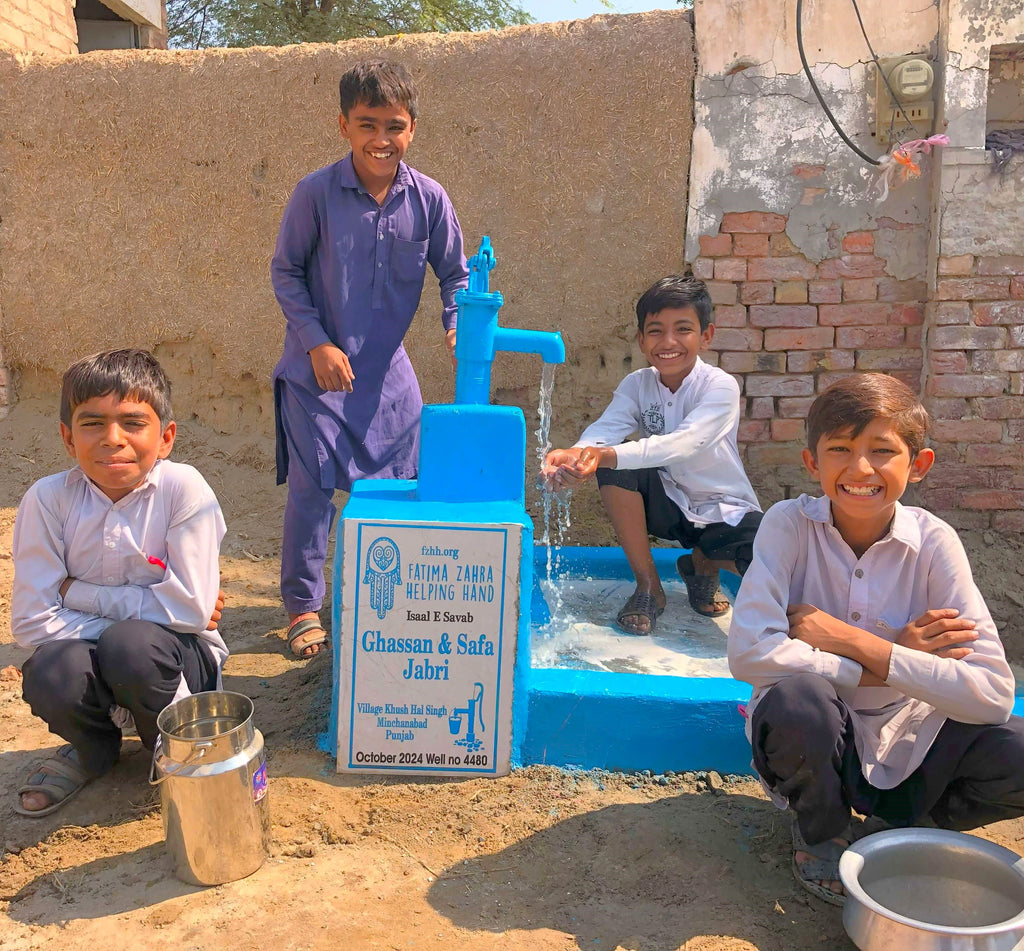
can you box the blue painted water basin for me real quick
[521,546,753,774]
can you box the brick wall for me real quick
[925,254,1024,532]
[0,0,77,54]
[692,211,937,509]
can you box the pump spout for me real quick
[453,235,565,404]
[494,327,565,365]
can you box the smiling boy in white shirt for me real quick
[11,349,226,817]
[728,373,1024,905]
[543,275,762,634]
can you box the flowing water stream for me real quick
[534,362,572,616]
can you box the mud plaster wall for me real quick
[0,10,694,501]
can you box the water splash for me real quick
[531,577,731,677]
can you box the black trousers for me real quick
[596,466,762,574]
[751,673,1024,846]
[22,620,218,778]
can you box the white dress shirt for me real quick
[729,494,1015,790]
[574,359,760,526]
[11,460,228,684]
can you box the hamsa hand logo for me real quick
[364,537,401,619]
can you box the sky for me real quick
[519,0,683,23]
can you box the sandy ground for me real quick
[2,396,1024,951]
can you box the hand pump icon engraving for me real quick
[449,683,485,752]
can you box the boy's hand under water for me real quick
[541,446,614,488]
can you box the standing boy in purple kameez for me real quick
[271,60,468,656]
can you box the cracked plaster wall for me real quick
[987,49,1024,133]
[941,1,1024,145]
[688,0,937,264]
[936,148,1024,258]
[935,2,1024,264]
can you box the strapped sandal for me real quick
[791,817,848,907]
[614,589,664,636]
[287,616,327,657]
[676,554,730,618]
[14,744,91,818]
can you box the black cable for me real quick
[796,0,881,166]
[849,0,917,136]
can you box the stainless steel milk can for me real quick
[149,690,271,885]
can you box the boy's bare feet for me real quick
[287,612,327,657]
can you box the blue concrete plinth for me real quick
[523,668,752,775]
[522,546,753,774]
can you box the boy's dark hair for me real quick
[806,373,929,457]
[339,60,418,120]
[635,275,713,333]
[60,349,173,427]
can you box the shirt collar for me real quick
[798,493,922,552]
[64,459,164,504]
[337,153,412,198]
[656,356,706,397]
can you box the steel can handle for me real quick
[148,741,213,786]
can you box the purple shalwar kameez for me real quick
[271,155,468,614]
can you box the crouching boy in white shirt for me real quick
[11,349,227,817]
[542,276,762,634]
[728,372,1024,905]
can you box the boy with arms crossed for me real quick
[543,276,762,634]
[271,59,468,656]
[12,349,226,816]
[729,374,1024,904]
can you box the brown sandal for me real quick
[15,745,91,817]
[287,616,327,657]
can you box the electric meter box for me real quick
[872,55,937,145]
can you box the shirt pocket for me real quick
[126,550,167,586]
[391,237,428,284]
[874,616,909,643]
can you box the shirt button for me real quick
[377,262,383,268]
[107,540,116,548]
[378,232,384,240]
[851,611,861,621]
[854,569,863,578]
[106,576,114,583]
[667,401,673,407]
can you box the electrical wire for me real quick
[796,0,881,166]
[849,0,918,138]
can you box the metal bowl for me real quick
[840,828,1024,950]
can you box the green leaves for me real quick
[168,0,532,49]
